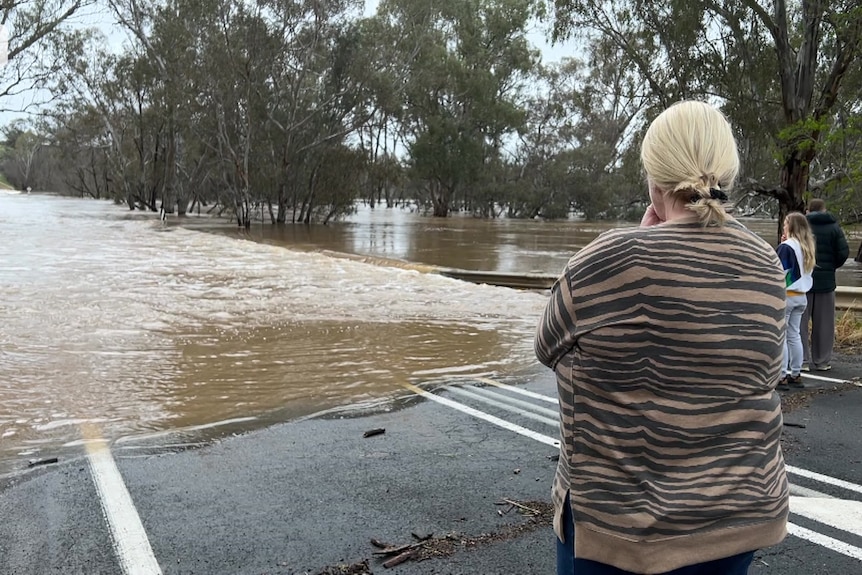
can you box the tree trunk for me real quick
[176,195,188,216]
[430,181,450,217]
[776,149,813,242]
[267,198,276,224]
[300,165,320,224]
[277,182,287,224]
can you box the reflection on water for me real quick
[2,195,861,479]
[231,206,605,275]
[236,204,862,284]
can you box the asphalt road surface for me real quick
[2,360,862,575]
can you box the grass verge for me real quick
[835,308,862,353]
[0,173,15,190]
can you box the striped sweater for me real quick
[535,219,789,574]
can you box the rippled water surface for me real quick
[2,193,860,478]
[0,194,550,477]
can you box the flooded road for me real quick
[0,194,547,478]
[2,194,860,479]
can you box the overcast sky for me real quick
[0,0,577,127]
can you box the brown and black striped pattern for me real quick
[536,219,789,574]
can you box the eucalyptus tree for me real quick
[379,0,537,217]
[49,30,161,209]
[508,61,579,219]
[253,0,374,224]
[0,122,43,189]
[195,1,274,228]
[0,0,95,110]
[41,108,113,199]
[804,62,862,220]
[352,13,409,209]
[509,46,646,220]
[548,0,862,237]
[560,39,647,219]
[103,0,372,227]
[110,0,205,216]
[46,6,210,211]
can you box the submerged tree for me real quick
[379,0,537,216]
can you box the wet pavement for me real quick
[2,362,862,574]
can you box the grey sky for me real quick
[0,0,577,127]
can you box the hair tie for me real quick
[709,188,728,202]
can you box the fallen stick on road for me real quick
[382,550,418,568]
[27,457,59,468]
[371,541,423,557]
[500,498,541,516]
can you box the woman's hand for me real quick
[640,204,665,227]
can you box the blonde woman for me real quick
[777,212,815,389]
[537,101,788,575]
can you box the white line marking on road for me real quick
[402,383,559,448]
[786,465,862,497]
[84,429,162,575]
[788,522,862,560]
[417,384,862,501]
[449,385,560,418]
[802,372,861,386]
[791,497,862,537]
[407,382,862,558]
[444,386,559,427]
[790,484,834,498]
[466,376,559,404]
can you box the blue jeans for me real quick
[784,294,807,376]
[556,494,755,575]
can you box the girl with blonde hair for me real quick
[777,212,816,389]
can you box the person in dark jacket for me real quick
[801,199,849,371]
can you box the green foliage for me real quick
[549,0,862,228]
[380,0,537,216]
[777,117,832,156]
[16,0,862,228]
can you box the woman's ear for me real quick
[648,181,667,221]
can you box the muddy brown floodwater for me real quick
[2,193,860,479]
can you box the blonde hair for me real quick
[641,101,740,227]
[784,212,816,273]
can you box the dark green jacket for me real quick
[807,211,849,292]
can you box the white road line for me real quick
[450,384,560,418]
[467,379,862,500]
[790,497,862,537]
[85,437,162,575]
[790,484,834,498]
[444,386,559,427]
[467,376,559,404]
[402,383,559,447]
[786,465,862,497]
[802,372,861,385]
[409,384,862,556]
[788,522,862,560]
